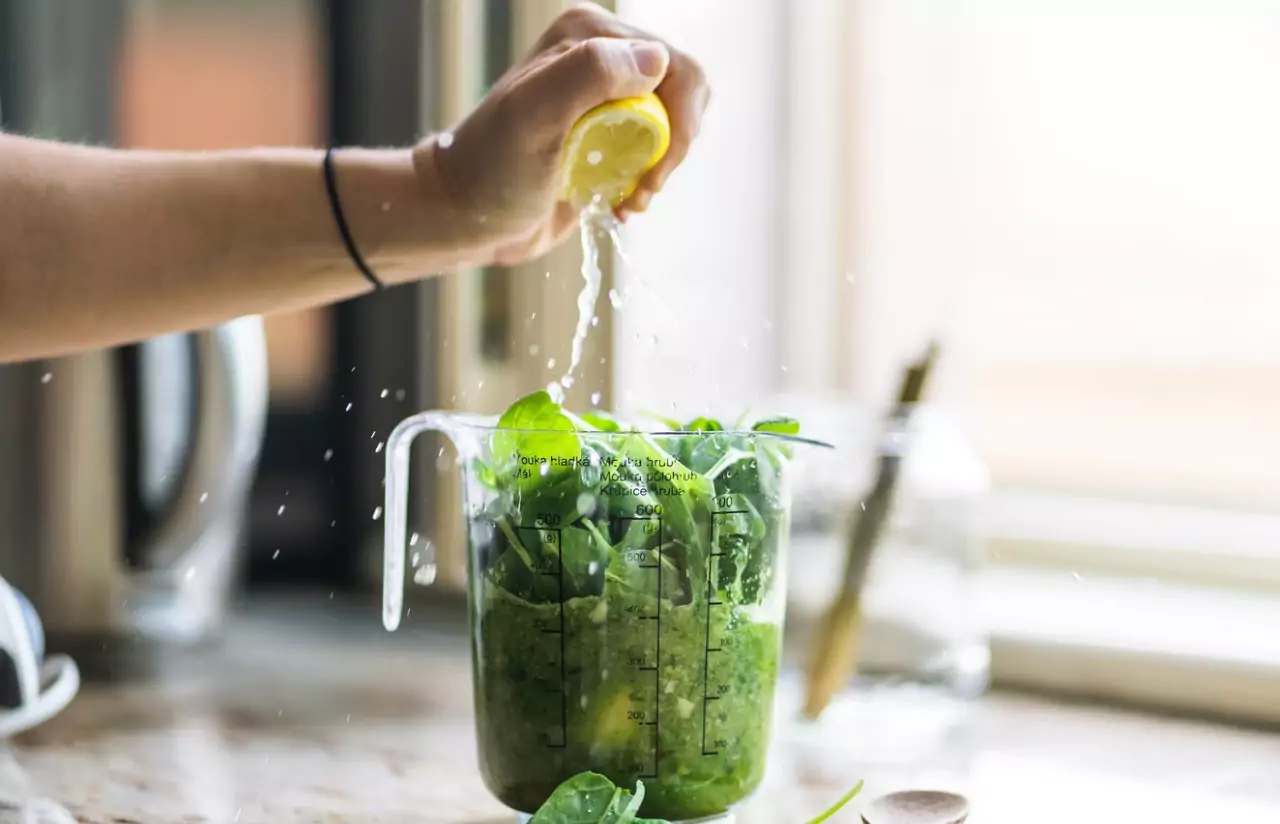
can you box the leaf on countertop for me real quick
[529,773,660,824]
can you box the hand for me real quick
[413,2,710,267]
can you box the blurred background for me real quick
[0,0,1278,735]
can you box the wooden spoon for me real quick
[861,790,970,824]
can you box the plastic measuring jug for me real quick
[383,409,829,821]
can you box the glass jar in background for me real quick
[780,398,988,781]
[854,404,990,697]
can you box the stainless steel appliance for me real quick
[0,328,268,656]
[0,0,269,658]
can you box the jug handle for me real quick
[383,412,455,631]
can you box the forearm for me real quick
[0,134,479,363]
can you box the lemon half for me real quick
[559,93,670,209]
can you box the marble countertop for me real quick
[4,595,1280,824]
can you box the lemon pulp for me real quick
[559,93,671,209]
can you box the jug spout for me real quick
[382,411,482,631]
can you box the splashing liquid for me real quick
[548,202,613,403]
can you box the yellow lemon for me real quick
[559,93,670,209]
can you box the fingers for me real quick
[617,49,711,215]
[517,37,670,136]
[526,2,711,186]
[651,57,711,190]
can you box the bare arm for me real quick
[0,3,710,364]
[0,135,478,363]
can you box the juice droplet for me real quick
[590,392,602,406]
[372,506,383,521]
[323,449,333,462]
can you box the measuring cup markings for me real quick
[701,503,751,758]
[611,509,663,780]
[515,521,568,750]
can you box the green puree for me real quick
[469,392,802,821]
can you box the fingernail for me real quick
[630,41,669,78]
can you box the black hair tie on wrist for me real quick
[323,147,385,291]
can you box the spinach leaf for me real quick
[528,772,625,824]
[684,433,733,476]
[751,416,801,436]
[491,390,586,492]
[682,416,724,432]
[582,411,624,432]
[617,432,714,596]
[599,778,645,824]
[559,525,609,598]
[711,493,766,600]
[528,771,863,824]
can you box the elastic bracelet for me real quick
[322,147,385,291]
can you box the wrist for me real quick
[330,144,493,286]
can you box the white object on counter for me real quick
[0,576,78,739]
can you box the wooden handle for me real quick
[802,591,863,720]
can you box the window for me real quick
[615,0,1280,721]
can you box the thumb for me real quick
[523,37,669,130]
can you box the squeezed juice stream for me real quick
[548,203,611,404]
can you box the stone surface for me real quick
[0,596,1276,824]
